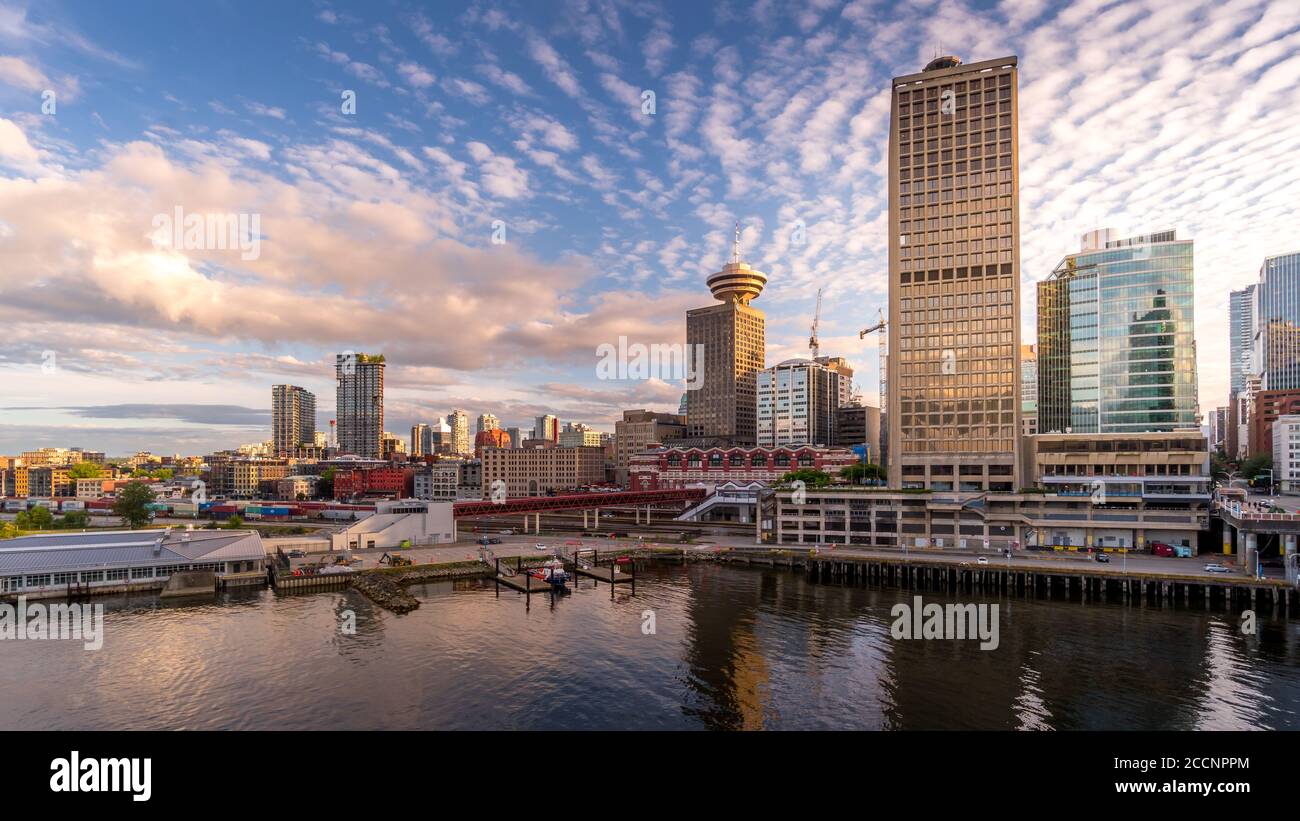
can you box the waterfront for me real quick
[1,563,1297,730]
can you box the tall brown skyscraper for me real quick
[686,227,767,444]
[887,55,1022,491]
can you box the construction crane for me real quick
[859,308,888,411]
[808,287,824,360]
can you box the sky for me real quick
[0,0,1298,456]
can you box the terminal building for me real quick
[759,431,1211,555]
[0,528,267,601]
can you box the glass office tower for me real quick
[1253,252,1300,391]
[1037,229,1198,434]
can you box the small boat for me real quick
[528,559,569,590]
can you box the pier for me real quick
[789,552,1299,614]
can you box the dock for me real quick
[572,564,633,584]
[495,572,558,593]
[567,548,636,597]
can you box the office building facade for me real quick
[1038,230,1198,435]
[888,54,1022,491]
[1252,252,1300,391]
[756,358,844,447]
[686,229,767,445]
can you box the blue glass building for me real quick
[1037,230,1198,434]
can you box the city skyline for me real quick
[2,0,1300,454]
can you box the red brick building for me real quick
[1250,389,1300,457]
[628,445,858,491]
[333,467,414,500]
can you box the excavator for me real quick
[378,552,412,567]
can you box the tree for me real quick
[223,514,244,529]
[318,467,336,499]
[841,463,886,485]
[1240,453,1272,483]
[17,506,54,530]
[0,521,17,540]
[1210,452,1230,484]
[67,462,103,479]
[779,469,833,488]
[113,482,157,529]
[59,510,90,529]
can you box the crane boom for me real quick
[809,287,823,360]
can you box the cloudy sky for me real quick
[0,0,1297,455]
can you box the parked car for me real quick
[535,543,548,550]
[1095,552,1110,563]
[976,555,989,565]
[500,529,513,536]
[1204,563,1230,574]
[287,549,306,559]
[487,538,502,545]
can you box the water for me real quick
[2,563,1298,730]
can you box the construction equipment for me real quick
[858,308,888,410]
[809,286,824,360]
[378,552,412,567]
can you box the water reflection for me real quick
[0,564,1295,730]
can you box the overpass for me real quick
[453,488,707,533]
[1215,499,1300,585]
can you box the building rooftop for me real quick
[0,528,265,575]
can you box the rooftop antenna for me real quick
[732,222,741,264]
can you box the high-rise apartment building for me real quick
[506,427,525,449]
[1020,343,1037,436]
[447,409,470,456]
[1209,406,1227,453]
[756,358,844,447]
[888,54,1021,491]
[1252,252,1300,391]
[813,356,855,408]
[1038,229,1198,435]
[686,228,766,445]
[271,385,316,456]
[410,423,430,457]
[1230,285,1256,395]
[335,352,384,458]
[477,413,500,433]
[533,414,559,443]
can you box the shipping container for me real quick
[3,499,26,512]
[29,499,54,509]
[58,500,86,512]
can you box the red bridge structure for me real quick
[453,488,707,533]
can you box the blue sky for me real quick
[1,0,1299,455]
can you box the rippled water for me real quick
[2,563,1297,730]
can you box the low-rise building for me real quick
[1024,431,1211,500]
[332,467,414,501]
[480,445,605,498]
[629,445,859,492]
[328,500,456,550]
[0,529,267,601]
[276,475,320,500]
[413,463,460,501]
[1273,414,1300,493]
[832,403,882,463]
[760,431,1211,554]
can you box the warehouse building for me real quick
[0,528,267,600]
